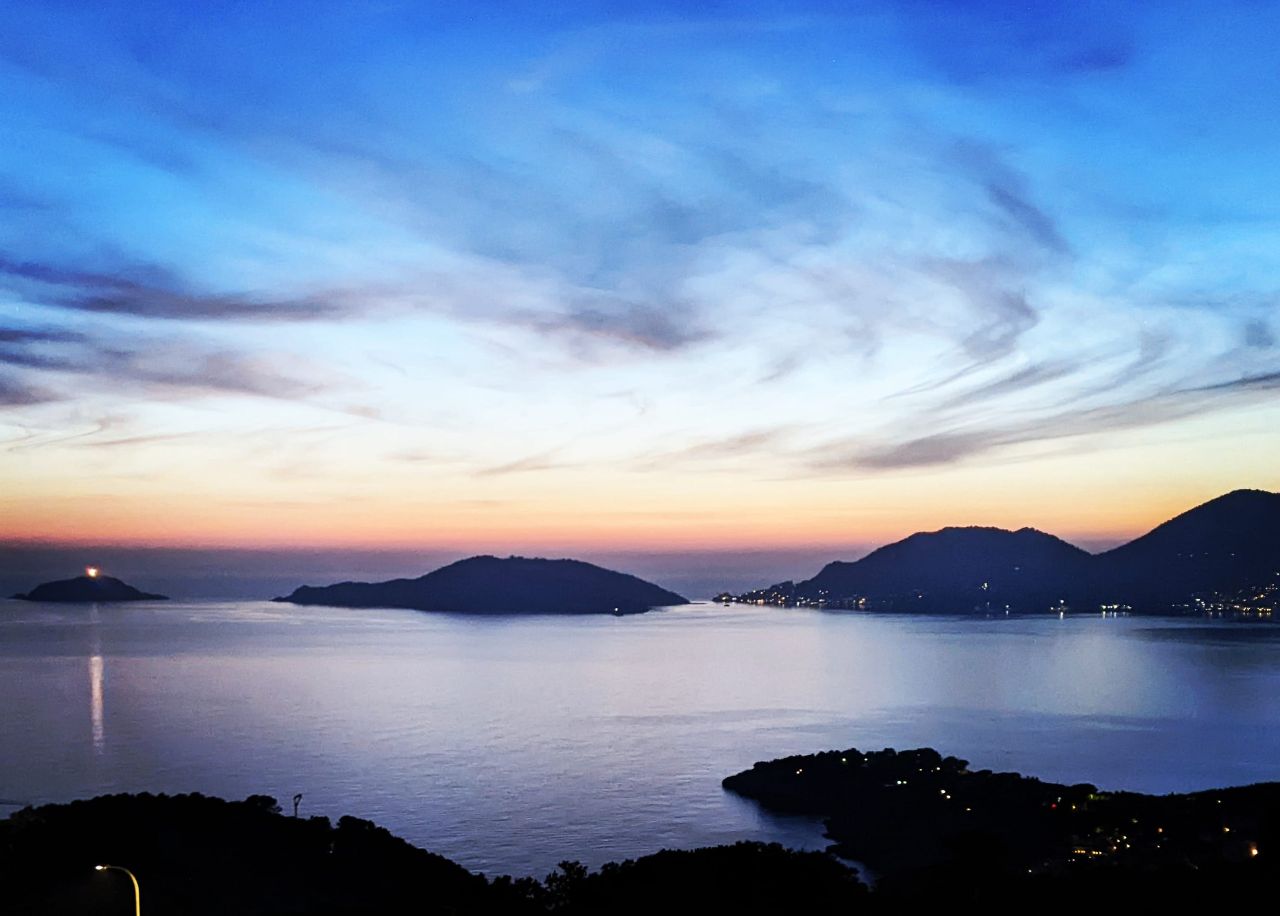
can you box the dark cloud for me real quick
[1057,43,1133,74]
[816,380,1269,472]
[892,0,1134,83]
[936,360,1077,410]
[1244,319,1275,349]
[950,141,1070,255]
[0,254,341,322]
[634,428,793,471]
[0,371,57,406]
[921,258,1043,362]
[474,450,564,477]
[519,300,709,353]
[984,180,1070,254]
[1189,371,1280,393]
[0,182,52,212]
[0,320,323,403]
[845,430,990,470]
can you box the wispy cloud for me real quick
[516,299,710,353]
[474,450,566,477]
[0,371,56,406]
[816,379,1274,472]
[0,320,325,405]
[0,255,342,322]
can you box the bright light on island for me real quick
[86,566,99,578]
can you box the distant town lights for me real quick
[86,566,100,578]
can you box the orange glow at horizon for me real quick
[5,478,1273,556]
[5,400,1277,557]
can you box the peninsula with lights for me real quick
[274,555,688,615]
[11,568,168,603]
[720,489,1280,617]
[723,745,1277,889]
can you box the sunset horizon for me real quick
[4,4,1278,566]
[4,3,1280,911]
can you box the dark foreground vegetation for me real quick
[725,746,1280,907]
[6,757,1280,913]
[0,792,858,915]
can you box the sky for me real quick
[1,1,1279,594]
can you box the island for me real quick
[11,570,168,603]
[274,555,688,615]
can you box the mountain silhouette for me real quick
[275,555,688,614]
[1093,488,1280,605]
[797,526,1091,612]
[12,574,168,603]
[737,489,1279,613]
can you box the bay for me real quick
[2,599,1278,876]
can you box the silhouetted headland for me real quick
[274,555,688,614]
[11,574,167,603]
[7,775,1279,913]
[725,745,1280,905]
[723,489,1280,616]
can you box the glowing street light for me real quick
[86,566,100,579]
[95,864,140,916]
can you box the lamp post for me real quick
[95,864,140,916]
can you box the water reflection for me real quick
[89,605,105,753]
[89,654,105,752]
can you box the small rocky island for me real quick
[274,555,688,615]
[11,570,167,603]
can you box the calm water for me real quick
[2,599,1280,876]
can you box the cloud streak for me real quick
[0,255,342,322]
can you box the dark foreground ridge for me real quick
[0,793,860,915]
[724,488,1280,615]
[6,773,1280,914]
[274,554,688,614]
[725,746,1280,905]
[10,574,167,603]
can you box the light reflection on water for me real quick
[1,599,1279,876]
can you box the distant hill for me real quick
[799,527,1091,612]
[733,489,1280,614]
[1093,489,1280,606]
[275,555,688,615]
[12,574,168,603]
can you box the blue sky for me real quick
[1,0,1278,559]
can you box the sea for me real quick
[2,599,1279,877]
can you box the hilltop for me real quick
[727,489,1280,614]
[11,574,167,603]
[275,555,688,615]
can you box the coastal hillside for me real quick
[275,555,688,614]
[0,792,864,915]
[1093,489,1280,606]
[724,745,1280,906]
[798,527,1091,612]
[730,489,1280,614]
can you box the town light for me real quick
[87,566,100,578]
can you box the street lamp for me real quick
[95,864,140,916]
